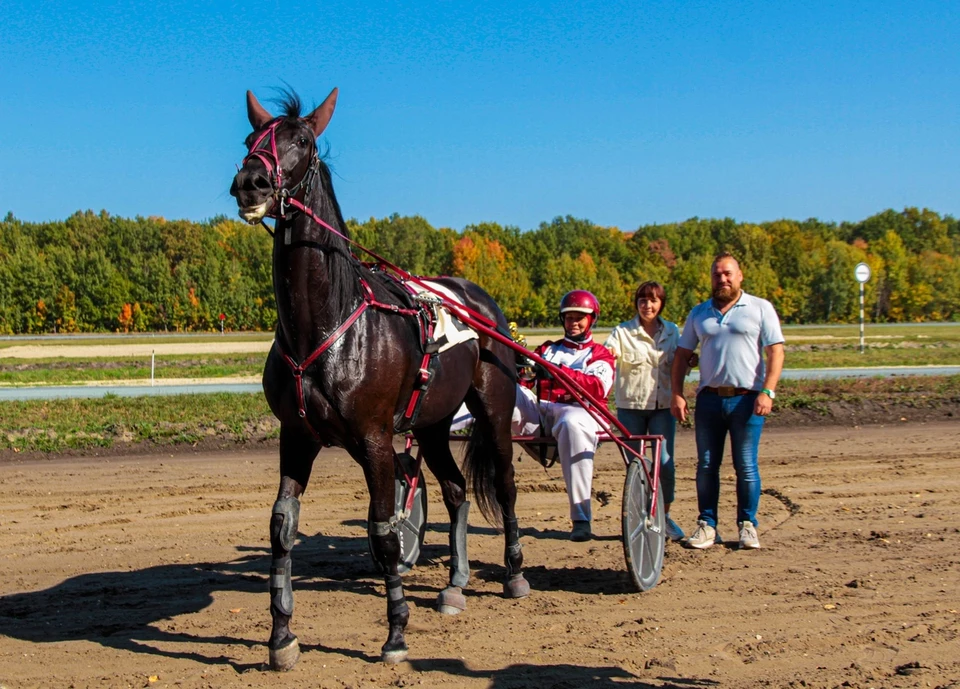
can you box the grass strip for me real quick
[783,345,960,369]
[0,393,277,453]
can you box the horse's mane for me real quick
[276,87,303,118]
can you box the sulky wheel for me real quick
[368,452,428,574]
[621,457,665,592]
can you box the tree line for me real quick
[0,207,957,334]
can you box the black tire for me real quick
[622,458,665,592]
[368,455,428,574]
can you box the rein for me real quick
[273,196,646,456]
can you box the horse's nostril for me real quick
[254,175,272,191]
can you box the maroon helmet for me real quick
[559,290,600,329]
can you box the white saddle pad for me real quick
[416,281,479,353]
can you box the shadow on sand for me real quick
[404,658,719,689]
[0,521,660,678]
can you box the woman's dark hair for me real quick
[634,281,666,316]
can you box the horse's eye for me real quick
[297,137,309,147]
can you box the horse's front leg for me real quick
[267,428,320,671]
[364,445,410,663]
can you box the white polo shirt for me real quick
[678,292,784,393]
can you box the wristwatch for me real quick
[761,388,776,399]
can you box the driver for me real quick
[513,290,614,542]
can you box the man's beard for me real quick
[713,286,739,304]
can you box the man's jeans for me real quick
[616,407,676,506]
[694,390,764,527]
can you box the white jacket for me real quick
[603,316,679,410]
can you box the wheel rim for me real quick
[395,477,427,573]
[368,471,428,574]
[622,459,665,591]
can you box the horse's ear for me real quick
[246,91,274,130]
[305,87,338,138]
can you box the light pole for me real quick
[854,262,871,354]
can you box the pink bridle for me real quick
[243,120,283,182]
[241,119,318,221]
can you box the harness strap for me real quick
[360,278,421,317]
[277,295,370,423]
[403,313,437,421]
[403,355,433,420]
[276,275,438,436]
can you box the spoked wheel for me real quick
[368,452,428,574]
[622,458,665,592]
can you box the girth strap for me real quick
[402,309,438,423]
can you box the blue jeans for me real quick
[616,407,676,506]
[694,391,764,527]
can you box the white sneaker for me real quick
[687,520,716,549]
[738,521,760,549]
[664,514,685,542]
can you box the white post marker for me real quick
[151,349,156,386]
[854,262,871,354]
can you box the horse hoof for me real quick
[269,636,300,672]
[503,574,530,599]
[381,646,409,664]
[436,586,467,615]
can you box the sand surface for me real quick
[0,423,958,688]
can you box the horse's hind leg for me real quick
[414,424,470,615]
[491,419,531,599]
[465,385,530,600]
[267,426,321,672]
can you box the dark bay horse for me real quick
[229,88,530,670]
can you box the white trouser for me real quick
[450,388,601,521]
[514,386,600,522]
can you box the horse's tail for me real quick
[463,413,504,530]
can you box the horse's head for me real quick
[230,88,338,224]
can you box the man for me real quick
[514,290,614,542]
[670,252,784,550]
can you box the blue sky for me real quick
[2,1,957,231]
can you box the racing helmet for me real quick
[559,290,600,330]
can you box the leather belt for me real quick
[703,385,753,397]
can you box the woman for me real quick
[604,281,692,542]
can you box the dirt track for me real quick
[1,422,958,689]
